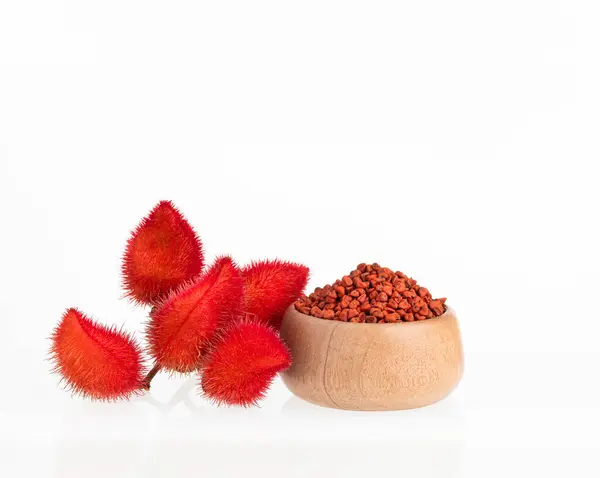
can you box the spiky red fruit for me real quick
[242,259,309,329]
[147,256,244,373]
[50,308,145,400]
[201,319,291,407]
[122,200,204,306]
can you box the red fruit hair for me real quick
[242,259,309,329]
[201,319,292,407]
[146,256,244,373]
[50,308,145,400]
[122,200,204,306]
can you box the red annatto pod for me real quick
[201,319,292,407]
[122,200,204,306]
[50,308,145,400]
[146,256,244,373]
[242,259,309,329]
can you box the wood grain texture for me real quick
[279,306,463,411]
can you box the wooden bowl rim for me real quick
[285,305,456,329]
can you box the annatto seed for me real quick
[310,306,323,318]
[371,308,384,319]
[348,309,359,319]
[295,263,447,324]
[323,309,335,320]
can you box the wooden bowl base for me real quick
[279,307,464,411]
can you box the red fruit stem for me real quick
[142,363,162,390]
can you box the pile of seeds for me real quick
[294,263,447,323]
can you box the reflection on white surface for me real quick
[50,377,466,478]
[4,369,600,477]
[138,376,200,414]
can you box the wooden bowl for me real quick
[279,306,463,411]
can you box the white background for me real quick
[1,1,599,476]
